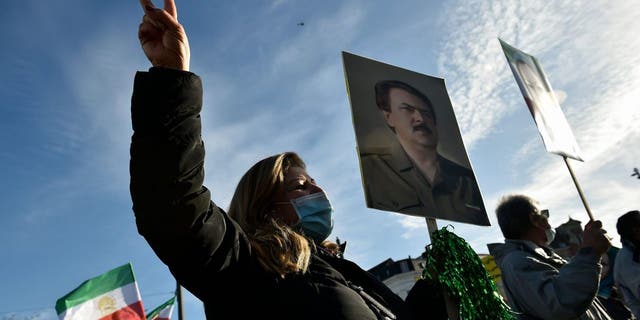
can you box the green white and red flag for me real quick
[55,263,146,320]
[146,296,175,320]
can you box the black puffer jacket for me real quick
[130,67,446,319]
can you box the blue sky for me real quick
[1,1,639,319]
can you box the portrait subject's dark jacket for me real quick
[359,141,489,226]
[130,67,446,320]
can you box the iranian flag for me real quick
[55,263,146,320]
[146,296,175,320]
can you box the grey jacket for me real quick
[490,240,611,320]
[614,240,640,318]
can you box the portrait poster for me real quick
[342,51,489,226]
[499,39,583,161]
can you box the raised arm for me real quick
[130,0,251,300]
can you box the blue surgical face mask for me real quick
[289,191,334,243]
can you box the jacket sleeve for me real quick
[501,250,602,319]
[130,67,251,300]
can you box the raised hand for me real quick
[138,0,190,71]
[581,220,611,256]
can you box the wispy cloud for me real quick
[268,0,289,11]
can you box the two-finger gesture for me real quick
[138,0,190,71]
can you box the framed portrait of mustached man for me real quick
[342,51,489,226]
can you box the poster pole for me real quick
[426,217,459,320]
[562,156,594,221]
[426,217,438,237]
[176,281,185,320]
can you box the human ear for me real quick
[383,110,391,121]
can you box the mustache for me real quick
[412,124,433,134]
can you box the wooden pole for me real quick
[426,217,438,237]
[176,281,185,320]
[562,156,594,221]
[426,217,459,320]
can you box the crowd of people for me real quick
[130,1,638,319]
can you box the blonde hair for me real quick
[228,152,312,277]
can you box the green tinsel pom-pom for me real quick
[422,226,515,320]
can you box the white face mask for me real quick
[545,228,556,245]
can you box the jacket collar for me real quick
[504,239,566,266]
[388,139,415,172]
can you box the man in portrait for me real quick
[359,80,488,225]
